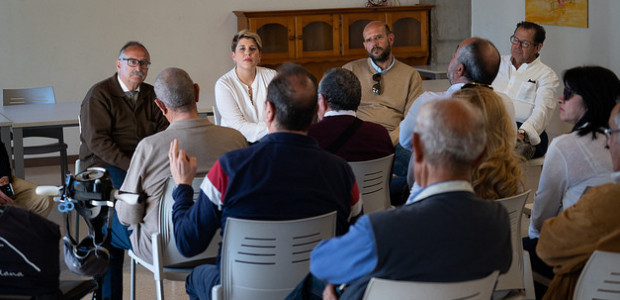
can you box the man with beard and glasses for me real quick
[79,41,169,193]
[343,21,422,146]
[343,21,423,205]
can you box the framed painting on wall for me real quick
[525,0,588,28]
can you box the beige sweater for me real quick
[343,58,422,145]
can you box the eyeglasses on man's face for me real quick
[604,128,620,149]
[604,128,620,140]
[510,35,536,48]
[120,57,151,68]
[372,73,381,95]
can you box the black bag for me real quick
[0,206,60,295]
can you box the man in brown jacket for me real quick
[537,102,620,299]
[79,41,168,189]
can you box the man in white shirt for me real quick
[492,21,560,159]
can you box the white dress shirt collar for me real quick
[369,56,396,74]
[117,74,140,93]
[407,180,474,205]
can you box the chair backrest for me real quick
[362,270,500,300]
[3,87,55,106]
[157,176,220,265]
[495,190,531,291]
[573,250,620,299]
[348,154,394,213]
[220,211,337,300]
[212,106,222,126]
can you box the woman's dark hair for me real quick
[563,66,620,139]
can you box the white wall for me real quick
[0,0,420,156]
[472,0,620,139]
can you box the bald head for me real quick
[266,63,318,132]
[414,98,487,174]
[154,68,197,112]
[456,37,501,84]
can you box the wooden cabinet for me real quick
[234,5,433,79]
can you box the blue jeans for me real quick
[186,264,220,300]
[390,144,412,206]
[101,208,132,299]
[103,166,127,190]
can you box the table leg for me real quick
[1,126,12,171]
[13,127,24,178]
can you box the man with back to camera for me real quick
[399,37,517,190]
[400,37,516,152]
[308,67,394,162]
[168,63,363,300]
[287,98,512,300]
[79,41,169,191]
[492,21,560,159]
[104,67,248,300]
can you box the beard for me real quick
[369,44,392,64]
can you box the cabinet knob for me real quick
[289,35,295,41]
[297,35,303,40]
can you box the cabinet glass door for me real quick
[297,14,339,58]
[250,16,296,60]
[386,11,428,57]
[342,13,386,56]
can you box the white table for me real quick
[414,64,449,80]
[422,79,450,93]
[0,102,80,178]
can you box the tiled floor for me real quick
[25,164,188,300]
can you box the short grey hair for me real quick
[154,67,195,111]
[457,38,500,84]
[118,41,149,58]
[414,98,487,172]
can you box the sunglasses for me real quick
[563,87,574,100]
[372,73,381,95]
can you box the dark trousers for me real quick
[101,210,132,300]
[517,122,549,159]
[523,237,553,299]
[185,264,220,300]
[390,144,411,206]
[100,166,130,300]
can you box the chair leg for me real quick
[156,279,164,300]
[523,251,536,300]
[131,257,136,300]
[60,148,68,184]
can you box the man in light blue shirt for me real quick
[287,98,512,300]
[399,37,516,189]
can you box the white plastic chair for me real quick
[348,154,394,213]
[495,190,535,300]
[362,270,500,300]
[211,211,337,300]
[2,86,68,183]
[129,176,221,300]
[573,250,620,300]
